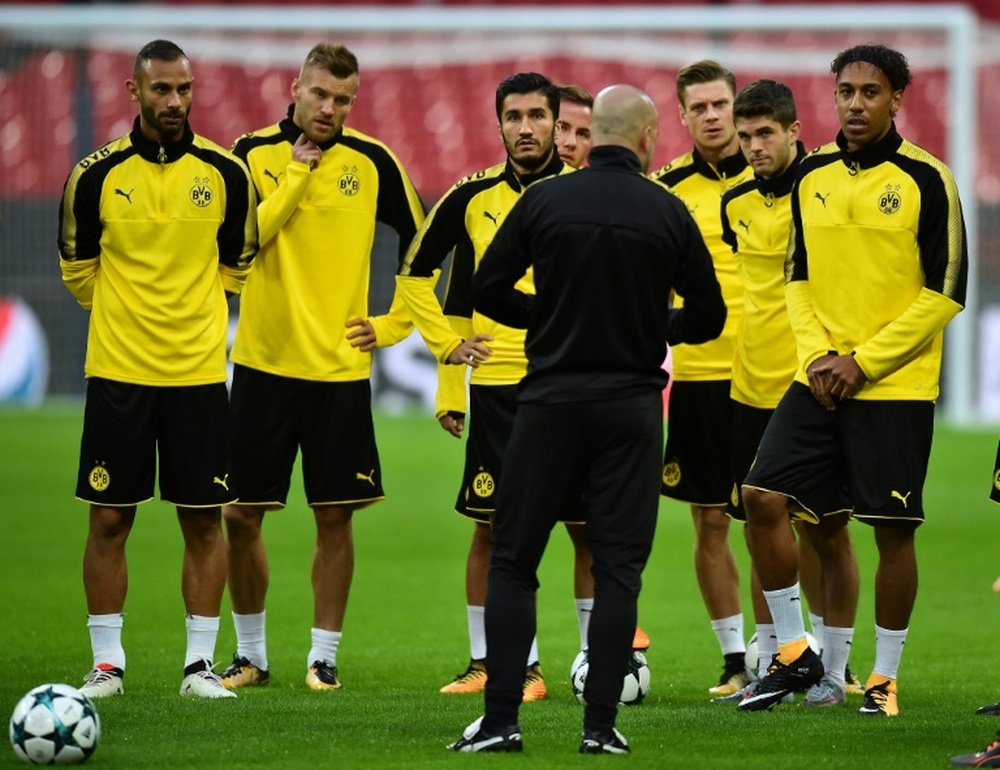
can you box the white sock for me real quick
[184,614,220,669]
[575,598,594,648]
[711,613,745,655]
[755,623,777,679]
[822,626,854,689]
[233,611,268,670]
[527,636,540,667]
[308,628,342,668]
[87,613,125,670]
[872,625,908,681]
[763,583,807,646]
[467,606,486,660]
[808,612,825,652]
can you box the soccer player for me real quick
[555,84,593,169]
[650,59,754,696]
[739,44,968,714]
[715,79,860,707]
[448,83,725,754]
[220,43,424,692]
[396,72,573,701]
[59,40,258,700]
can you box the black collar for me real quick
[586,144,643,174]
[756,141,806,197]
[129,116,194,163]
[835,122,904,170]
[503,150,564,192]
[691,145,748,181]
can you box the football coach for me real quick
[447,84,727,755]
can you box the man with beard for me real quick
[59,39,258,700]
[220,43,424,693]
[397,72,573,702]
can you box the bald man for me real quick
[447,85,726,755]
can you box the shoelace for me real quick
[85,670,116,684]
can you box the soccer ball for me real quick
[570,649,651,706]
[9,684,100,765]
[745,631,819,682]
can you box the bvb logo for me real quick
[662,461,681,488]
[89,465,110,492]
[338,170,360,196]
[994,468,1000,492]
[472,471,495,498]
[190,177,214,208]
[878,185,901,216]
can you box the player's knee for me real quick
[741,487,784,521]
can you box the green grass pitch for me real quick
[0,404,997,768]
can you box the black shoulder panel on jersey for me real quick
[231,126,286,162]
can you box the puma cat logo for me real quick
[115,188,134,204]
[890,490,912,508]
[737,219,751,232]
[814,191,830,207]
[483,211,500,226]
[356,469,376,485]
[264,169,283,185]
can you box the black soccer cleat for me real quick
[950,732,1000,767]
[978,702,1000,716]
[580,727,630,754]
[738,646,823,712]
[447,716,522,753]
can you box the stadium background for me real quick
[0,0,997,422]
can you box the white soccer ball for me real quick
[745,631,819,682]
[9,684,100,765]
[570,649,651,706]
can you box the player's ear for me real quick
[788,120,802,143]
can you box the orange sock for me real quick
[776,637,809,664]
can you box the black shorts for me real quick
[744,382,931,524]
[727,401,774,521]
[230,365,383,508]
[456,384,517,522]
[661,379,733,506]
[76,378,233,507]
[991,439,1000,505]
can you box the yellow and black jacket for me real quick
[651,149,752,381]
[787,125,967,401]
[59,118,258,386]
[230,109,425,382]
[397,154,571,416]
[720,144,804,409]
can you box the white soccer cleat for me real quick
[79,664,124,698]
[180,668,237,699]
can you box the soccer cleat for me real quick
[844,664,864,696]
[522,662,547,702]
[858,679,898,717]
[439,658,487,694]
[632,626,651,651]
[738,646,824,711]
[950,733,1000,767]
[306,660,341,690]
[978,702,1000,716]
[447,716,522,753]
[802,674,846,707]
[709,652,751,696]
[219,654,269,689]
[79,663,124,698]
[580,727,630,754]
[180,660,236,699]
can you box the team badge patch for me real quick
[190,176,214,208]
[730,484,740,508]
[878,184,902,215]
[471,470,495,498]
[338,166,360,196]
[88,464,110,492]
[662,461,681,488]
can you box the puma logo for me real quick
[814,191,830,207]
[212,474,229,491]
[356,469,376,486]
[483,211,500,226]
[115,188,134,204]
[737,219,751,232]
[264,169,283,185]
[891,490,912,508]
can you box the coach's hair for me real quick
[831,44,912,93]
[301,43,360,81]
[495,72,560,121]
[676,59,736,106]
[133,40,188,80]
[557,84,594,110]
[733,79,798,128]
